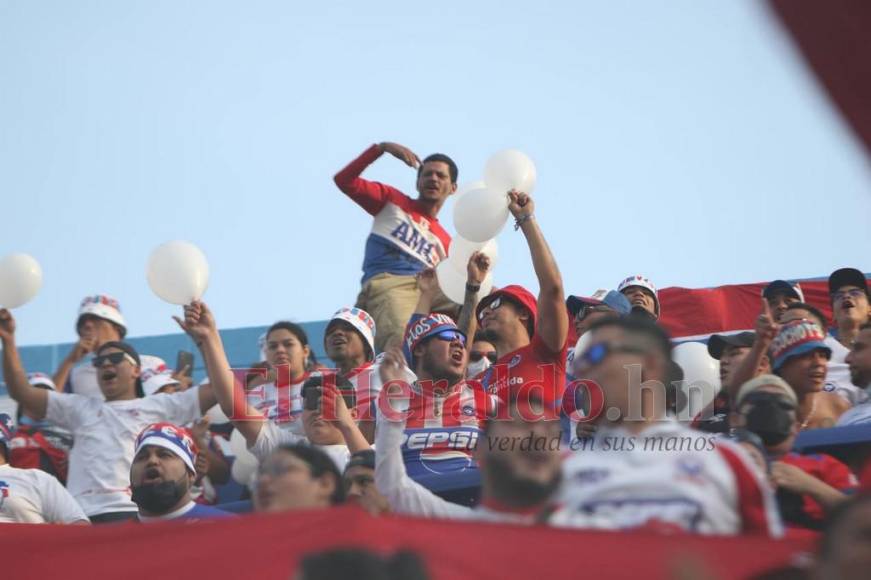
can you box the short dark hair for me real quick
[275,444,345,505]
[586,316,673,363]
[785,302,828,331]
[96,341,144,397]
[418,153,458,184]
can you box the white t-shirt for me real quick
[825,336,867,406]
[69,354,166,399]
[45,388,202,517]
[0,464,89,524]
[549,420,783,536]
[249,420,350,472]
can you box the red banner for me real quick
[0,507,813,579]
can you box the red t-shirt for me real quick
[472,333,567,418]
[781,452,858,522]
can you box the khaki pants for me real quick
[357,273,459,353]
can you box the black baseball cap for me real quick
[707,331,756,360]
[344,449,375,473]
[828,268,869,296]
[762,280,803,301]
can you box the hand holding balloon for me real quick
[0,254,43,309]
[147,241,210,305]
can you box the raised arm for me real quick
[374,349,470,519]
[0,309,48,418]
[333,142,420,215]
[727,299,777,399]
[508,190,568,353]
[413,268,439,315]
[174,302,265,446]
[457,252,491,342]
[52,336,96,392]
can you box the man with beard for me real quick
[837,323,871,425]
[374,348,562,523]
[334,141,458,352]
[549,317,781,536]
[1,308,217,523]
[129,422,229,521]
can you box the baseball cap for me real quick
[325,307,376,361]
[27,372,57,391]
[141,365,180,397]
[707,331,756,360]
[134,422,198,473]
[617,275,660,316]
[476,285,538,337]
[828,268,869,296]
[344,449,375,473]
[566,290,631,318]
[762,280,804,302]
[403,313,465,365]
[735,374,798,407]
[77,295,126,337]
[770,319,832,371]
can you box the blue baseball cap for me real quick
[567,289,631,317]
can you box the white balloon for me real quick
[672,341,721,420]
[448,237,499,273]
[569,331,593,376]
[146,241,210,305]
[455,179,486,199]
[484,149,537,194]
[453,187,510,243]
[436,258,494,304]
[0,253,43,309]
[231,451,259,486]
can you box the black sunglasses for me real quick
[92,352,136,368]
[469,351,498,363]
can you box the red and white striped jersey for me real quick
[549,419,783,536]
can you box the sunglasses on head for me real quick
[92,352,136,368]
[430,329,466,346]
[469,351,498,363]
[575,342,646,371]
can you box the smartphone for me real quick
[176,350,194,376]
[302,375,323,411]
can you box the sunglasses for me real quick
[478,296,505,320]
[430,330,467,346]
[92,352,137,368]
[574,305,613,322]
[575,342,646,371]
[469,351,498,363]
[833,289,865,302]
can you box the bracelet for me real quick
[465,283,481,293]
[514,213,534,230]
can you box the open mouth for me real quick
[330,336,347,347]
[450,349,464,364]
[101,370,117,382]
[142,468,163,485]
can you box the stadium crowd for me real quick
[1,141,870,576]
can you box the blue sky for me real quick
[2,0,869,347]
